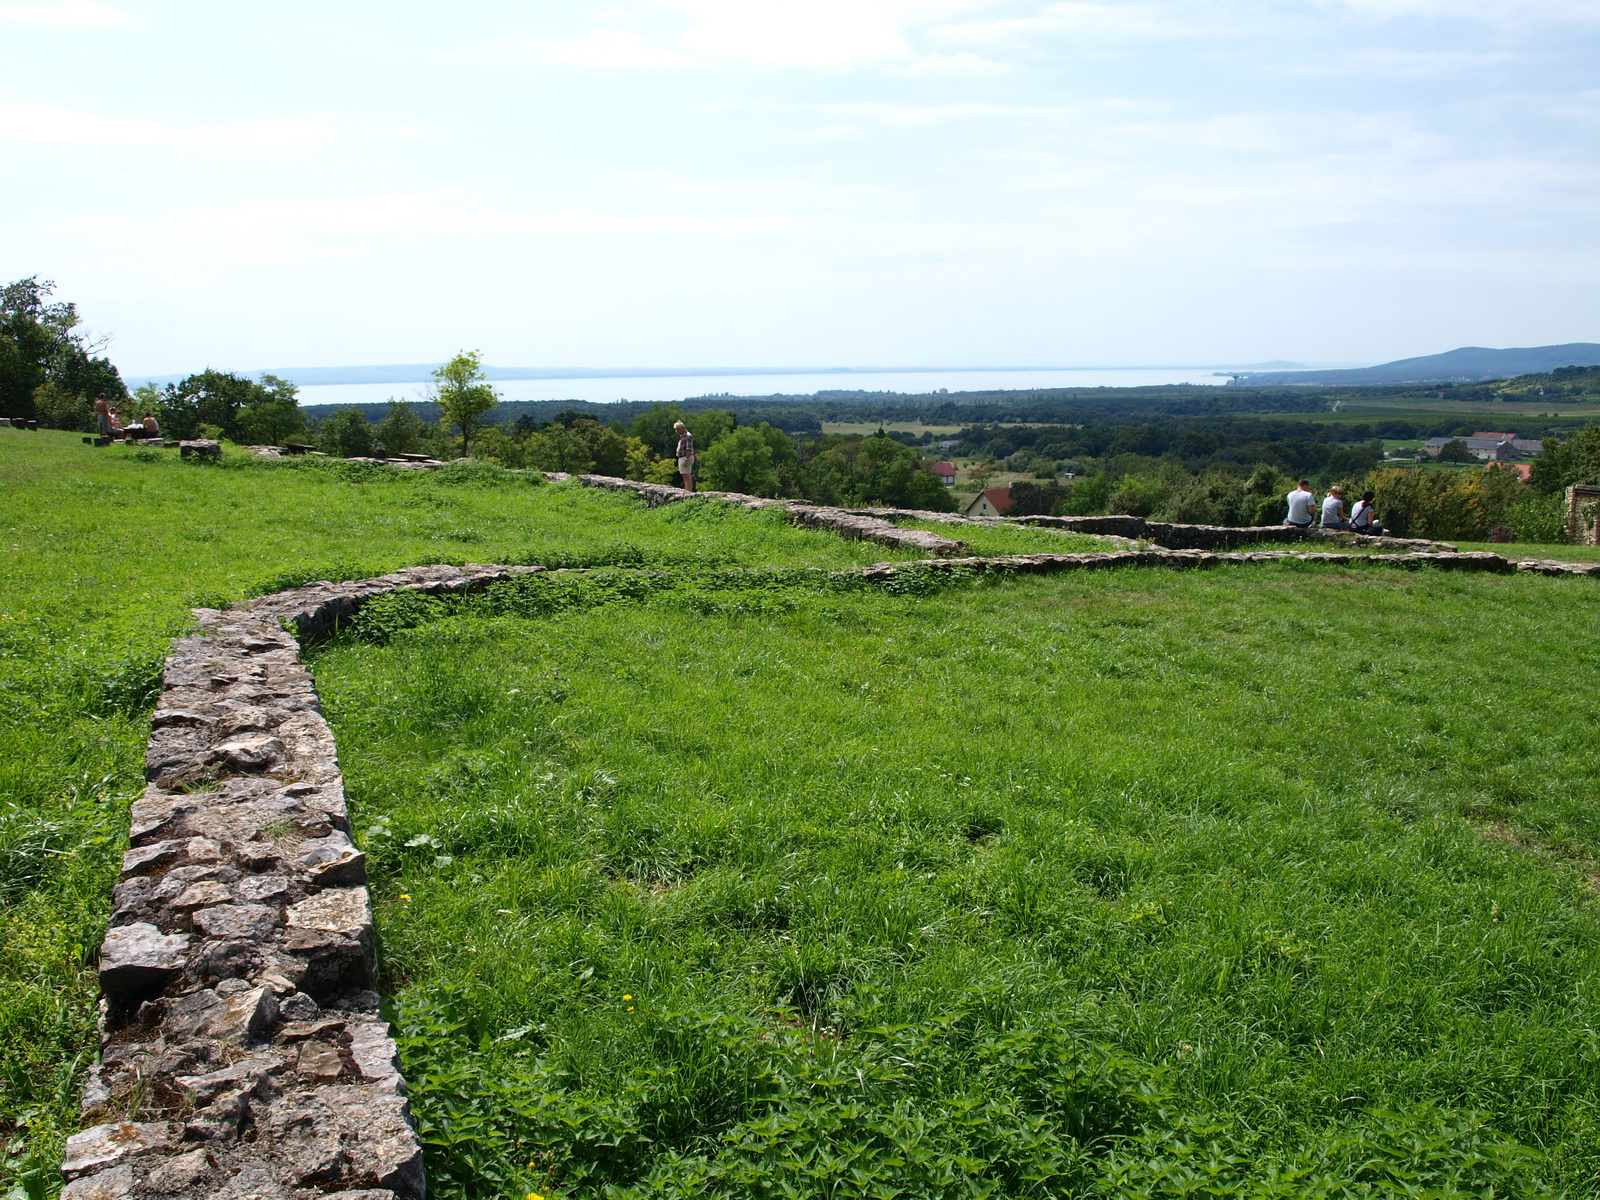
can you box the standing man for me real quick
[94,394,111,438]
[1285,478,1316,531]
[674,420,695,492]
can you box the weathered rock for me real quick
[278,991,318,1022]
[60,1165,137,1200]
[165,986,278,1043]
[144,1147,216,1192]
[171,880,233,910]
[210,736,287,772]
[296,1040,345,1082]
[98,924,189,999]
[193,903,279,941]
[297,835,367,884]
[62,1123,179,1179]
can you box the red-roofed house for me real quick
[964,487,1014,517]
[927,461,958,485]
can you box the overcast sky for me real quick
[2,0,1597,376]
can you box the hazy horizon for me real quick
[4,1,1597,376]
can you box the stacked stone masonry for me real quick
[69,566,550,1200]
[72,519,1600,1199]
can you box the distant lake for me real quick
[297,367,1229,409]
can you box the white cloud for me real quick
[0,103,319,152]
[0,0,127,25]
[657,0,916,66]
[893,51,1010,76]
[516,28,694,69]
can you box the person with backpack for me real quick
[1350,490,1383,536]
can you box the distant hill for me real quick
[1232,344,1600,387]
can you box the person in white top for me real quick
[1284,479,1316,530]
[1350,489,1382,535]
[1320,486,1351,529]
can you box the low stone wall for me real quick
[1015,514,1452,553]
[553,473,972,557]
[66,565,556,1200]
[859,548,1519,582]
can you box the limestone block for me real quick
[298,835,367,885]
[172,880,233,910]
[60,1165,137,1200]
[347,1019,405,1092]
[144,1147,216,1193]
[288,888,373,941]
[165,985,278,1043]
[98,924,189,999]
[210,736,288,773]
[194,903,280,941]
[296,1040,345,1082]
[233,874,294,904]
[62,1122,179,1179]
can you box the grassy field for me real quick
[0,431,960,1190]
[5,429,1600,1198]
[312,562,1600,1198]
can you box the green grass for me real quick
[892,520,1115,557]
[1455,542,1600,563]
[5,428,1599,1197]
[0,430,968,1187]
[312,563,1600,1198]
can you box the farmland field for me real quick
[4,429,1600,1198]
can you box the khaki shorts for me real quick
[677,456,695,473]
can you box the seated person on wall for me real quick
[1284,478,1316,531]
[1320,485,1352,531]
[1350,490,1383,536]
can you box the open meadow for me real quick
[4,429,1600,1198]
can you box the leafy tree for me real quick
[1053,472,1111,516]
[686,408,736,452]
[376,401,429,456]
[431,350,498,456]
[1435,438,1475,463]
[0,276,127,422]
[629,403,688,457]
[1528,423,1600,494]
[319,407,373,457]
[622,437,654,481]
[525,426,595,473]
[700,424,791,496]
[570,418,630,475]
[807,431,956,511]
[235,374,305,446]
[156,369,275,441]
[469,425,526,467]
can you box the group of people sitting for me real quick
[1285,478,1383,535]
[94,395,160,440]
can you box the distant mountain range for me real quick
[1230,344,1600,387]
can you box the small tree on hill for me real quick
[376,400,429,455]
[431,350,498,457]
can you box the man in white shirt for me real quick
[1285,479,1316,530]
